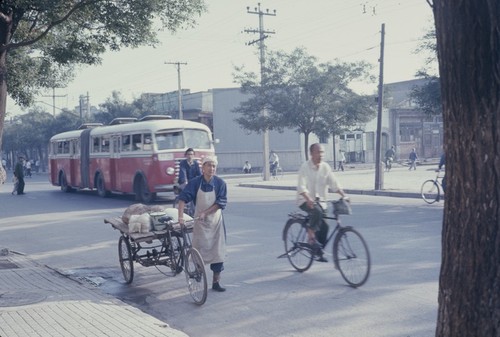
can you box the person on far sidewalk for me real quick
[408,148,418,170]
[338,149,345,172]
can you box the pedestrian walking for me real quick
[14,156,25,195]
[338,149,346,171]
[408,148,418,170]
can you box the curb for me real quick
[238,183,422,199]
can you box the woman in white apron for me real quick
[177,156,228,292]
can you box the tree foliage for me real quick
[432,0,500,335]
[233,47,375,158]
[411,25,442,115]
[410,72,441,115]
[0,0,206,149]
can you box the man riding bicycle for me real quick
[384,145,395,171]
[297,143,348,262]
[269,150,280,176]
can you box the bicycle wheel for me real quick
[118,236,134,284]
[276,167,284,180]
[421,180,440,204]
[184,247,207,305]
[333,228,370,287]
[283,219,314,272]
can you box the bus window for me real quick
[143,133,152,151]
[132,134,142,151]
[155,131,184,150]
[63,141,70,154]
[122,135,131,152]
[184,129,211,149]
[92,137,100,153]
[101,136,110,153]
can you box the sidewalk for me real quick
[0,249,187,337]
[233,163,442,199]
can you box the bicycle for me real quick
[110,216,208,305]
[261,164,284,180]
[280,198,371,288]
[384,157,393,171]
[421,170,445,204]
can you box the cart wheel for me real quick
[184,247,207,305]
[119,236,134,284]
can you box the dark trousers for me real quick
[299,202,329,246]
[17,177,25,194]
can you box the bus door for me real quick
[69,139,80,186]
[111,135,121,191]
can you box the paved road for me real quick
[0,166,444,337]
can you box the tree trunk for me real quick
[303,131,310,160]
[0,49,7,151]
[433,1,500,336]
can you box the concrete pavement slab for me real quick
[0,250,187,337]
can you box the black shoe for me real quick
[212,282,226,292]
[317,255,328,263]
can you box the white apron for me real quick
[192,184,225,264]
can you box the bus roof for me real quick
[50,119,212,141]
[50,129,86,141]
[89,119,211,136]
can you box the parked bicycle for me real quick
[421,170,445,204]
[280,198,371,288]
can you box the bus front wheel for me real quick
[60,172,73,193]
[136,176,156,204]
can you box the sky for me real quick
[10,0,435,116]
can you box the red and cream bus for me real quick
[48,116,216,203]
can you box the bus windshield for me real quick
[155,129,212,151]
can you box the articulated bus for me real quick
[48,116,216,203]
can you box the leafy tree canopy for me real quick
[411,25,442,115]
[233,47,376,157]
[0,0,206,148]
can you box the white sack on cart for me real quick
[128,213,151,233]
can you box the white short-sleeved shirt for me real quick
[296,160,342,209]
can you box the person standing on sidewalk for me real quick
[297,143,347,262]
[177,156,228,292]
[408,148,418,170]
[338,149,346,171]
[14,156,25,195]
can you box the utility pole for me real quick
[245,3,276,181]
[374,23,385,190]
[165,61,187,119]
[42,87,66,117]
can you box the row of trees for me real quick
[0,0,207,151]
[2,92,160,169]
